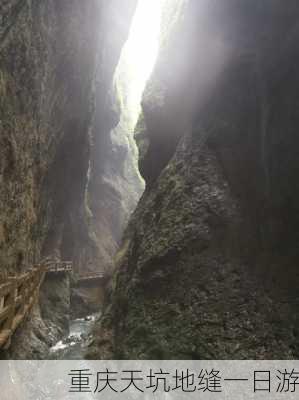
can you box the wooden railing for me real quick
[76,272,105,283]
[0,266,46,349]
[45,261,72,273]
[0,260,73,349]
[0,261,108,349]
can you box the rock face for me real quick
[6,274,70,359]
[90,0,299,359]
[0,0,100,357]
[0,0,99,276]
[84,0,143,276]
[0,0,137,357]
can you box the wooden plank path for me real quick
[0,260,72,349]
[0,260,106,349]
[76,272,105,284]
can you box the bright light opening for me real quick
[110,0,186,191]
[113,0,163,134]
[113,0,186,136]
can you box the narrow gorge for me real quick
[1,0,299,360]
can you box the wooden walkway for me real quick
[0,260,106,349]
[0,260,72,349]
[76,272,105,284]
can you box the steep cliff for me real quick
[90,0,299,359]
[0,0,137,357]
[85,0,143,276]
[0,0,101,358]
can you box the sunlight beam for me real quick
[113,0,163,134]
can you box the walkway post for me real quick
[3,277,17,347]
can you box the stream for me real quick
[49,313,100,359]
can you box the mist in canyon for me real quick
[1,0,299,361]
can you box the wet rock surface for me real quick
[50,314,99,360]
[71,286,105,319]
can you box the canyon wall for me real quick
[0,0,137,357]
[0,0,101,280]
[90,0,299,359]
[85,7,144,275]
